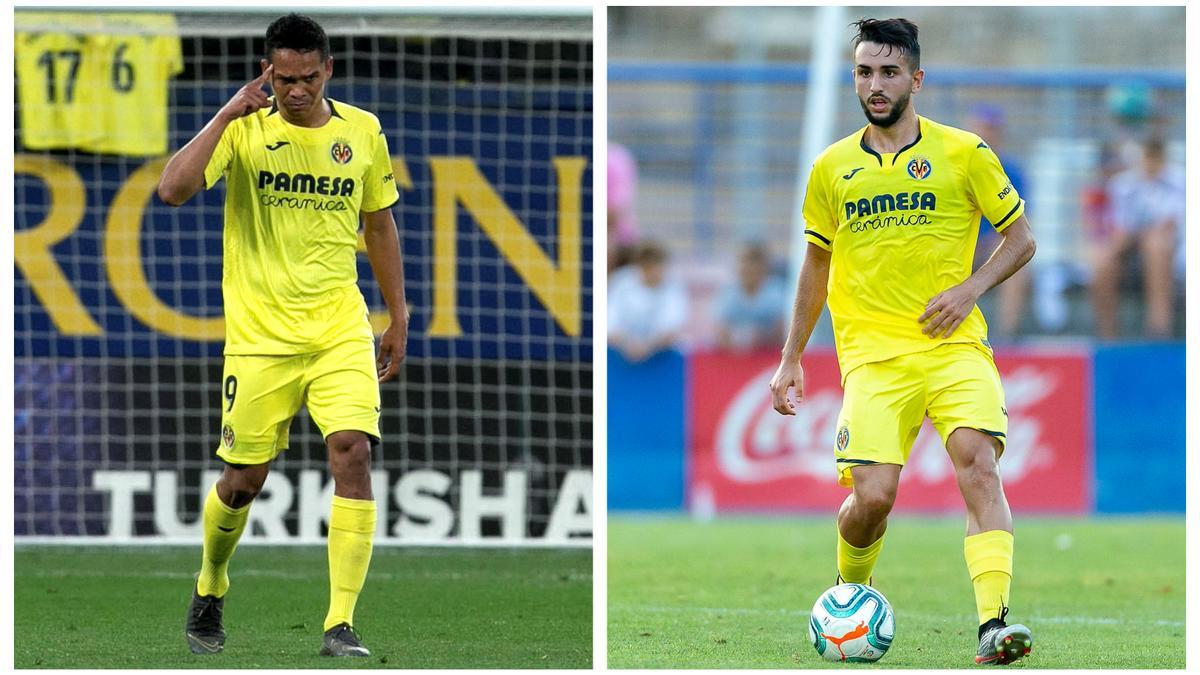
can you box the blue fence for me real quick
[609,63,1185,88]
[608,348,687,511]
[608,61,1186,304]
[1092,344,1185,513]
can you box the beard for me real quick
[858,89,911,128]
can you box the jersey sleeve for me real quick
[361,126,400,213]
[162,32,183,78]
[967,143,1025,232]
[801,160,836,251]
[203,120,237,189]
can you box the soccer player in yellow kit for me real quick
[158,14,406,658]
[768,19,1037,665]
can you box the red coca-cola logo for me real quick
[714,367,841,483]
[689,349,1088,512]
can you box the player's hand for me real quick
[218,64,274,122]
[376,318,408,383]
[919,280,983,339]
[768,357,805,416]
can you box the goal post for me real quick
[14,8,594,547]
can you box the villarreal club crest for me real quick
[906,155,932,180]
[330,139,353,165]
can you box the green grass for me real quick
[15,545,591,668]
[608,516,1185,669]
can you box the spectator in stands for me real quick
[608,241,688,363]
[608,143,640,272]
[1081,142,1123,267]
[1091,137,1184,339]
[713,243,787,351]
[1081,143,1122,235]
[1105,82,1163,164]
[968,104,1031,339]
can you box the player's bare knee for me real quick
[326,434,373,499]
[327,431,372,476]
[332,449,370,478]
[217,466,268,508]
[852,486,896,522]
[953,447,1002,494]
[226,488,259,509]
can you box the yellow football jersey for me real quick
[85,13,183,156]
[15,12,103,151]
[803,115,1024,382]
[204,99,400,355]
[15,12,181,156]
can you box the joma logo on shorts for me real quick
[844,191,936,220]
[257,171,355,197]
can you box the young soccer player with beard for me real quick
[768,18,1037,665]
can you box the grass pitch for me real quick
[15,545,591,669]
[608,516,1184,669]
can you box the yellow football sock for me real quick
[324,495,377,632]
[836,528,884,584]
[965,530,1013,625]
[197,485,250,598]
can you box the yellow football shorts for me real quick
[833,342,1008,487]
[215,338,381,465]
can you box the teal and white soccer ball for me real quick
[808,583,895,662]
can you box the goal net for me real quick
[14,8,593,546]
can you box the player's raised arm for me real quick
[768,242,831,415]
[157,64,274,206]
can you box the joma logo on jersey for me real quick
[906,156,932,180]
[257,171,355,197]
[844,191,937,220]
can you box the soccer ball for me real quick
[808,583,895,662]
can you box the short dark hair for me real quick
[635,241,668,266]
[851,18,920,72]
[265,13,330,61]
[1143,137,1166,161]
[740,243,770,266]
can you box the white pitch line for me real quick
[20,568,591,583]
[610,604,1185,628]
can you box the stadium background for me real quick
[607,4,1184,515]
[15,8,593,546]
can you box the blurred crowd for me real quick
[608,86,1185,359]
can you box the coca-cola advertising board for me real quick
[688,347,1090,513]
